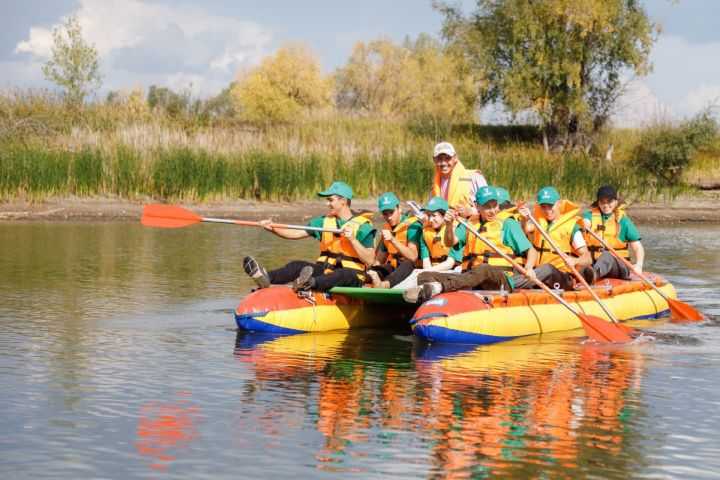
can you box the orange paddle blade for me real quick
[668,298,706,324]
[578,313,633,343]
[141,204,202,228]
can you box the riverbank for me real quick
[2,191,719,223]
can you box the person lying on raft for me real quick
[242,181,376,293]
[418,197,465,272]
[580,185,645,283]
[517,186,593,291]
[403,186,538,303]
[366,192,423,289]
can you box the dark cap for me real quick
[596,186,617,200]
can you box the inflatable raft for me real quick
[411,274,676,345]
[235,286,414,334]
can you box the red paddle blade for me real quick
[617,323,639,334]
[141,204,202,228]
[578,313,633,343]
[668,298,706,324]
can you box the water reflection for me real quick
[233,331,648,478]
[135,391,201,472]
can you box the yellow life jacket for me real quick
[461,216,519,272]
[430,160,481,209]
[497,205,520,221]
[532,200,582,273]
[317,212,374,280]
[422,222,456,266]
[382,215,423,268]
[586,206,630,262]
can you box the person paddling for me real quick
[429,142,487,218]
[366,192,423,289]
[517,187,592,290]
[418,197,465,272]
[404,186,539,303]
[242,181,377,292]
[581,185,645,282]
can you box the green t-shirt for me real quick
[307,215,377,247]
[419,223,465,263]
[581,211,641,243]
[379,214,423,252]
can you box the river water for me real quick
[1,221,718,479]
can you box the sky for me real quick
[2,0,719,126]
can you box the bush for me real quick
[632,124,694,184]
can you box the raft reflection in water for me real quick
[233,331,647,477]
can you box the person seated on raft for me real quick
[517,186,593,291]
[418,197,466,272]
[242,181,377,293]
[403,186,539,303]
[366,192,423,289]
[580,185,645,283]
[495,187,521,221]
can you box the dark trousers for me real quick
[268,260,363,292]
[593,251,631,279]
[510,263,574,291]
[370,260,415,288]
[417,264,512,292]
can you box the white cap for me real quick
[433,142,456,158]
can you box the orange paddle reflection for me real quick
[135,391,200,472]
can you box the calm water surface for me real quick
[1,221,719,479]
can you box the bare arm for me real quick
[426,257,457,272]
[260,219,310,239]
[629,241,644,274]
[343,227,377,267]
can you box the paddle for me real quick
[406,201,630,344]
[141,204,342,233]
[583,226,705,323]
[524,209,637,335]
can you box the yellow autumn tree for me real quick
[335,34,478,122]
[231,43,334,122]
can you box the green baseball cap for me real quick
[537,186,560,205]
[377,192,399,211]
[475,185,500,206]
[423,196,449,212]
[495,187,511,204]
[318,181,353,199]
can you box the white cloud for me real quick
[13,0,273,97]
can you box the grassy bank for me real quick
[0,136,665,203]
[1,91,714,203]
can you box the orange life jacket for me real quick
[586,207,630,262]
[317,212,374,280]
[497,205,520,221]
[532,200,582,273]
[382,215,423,268]
[422,222,456,266]
[461,216,522,272]
[430,160,481,209]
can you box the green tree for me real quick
[230,43,333,122]
[437,0,659,151]
[42,15,102,108]
[335,34,478,122]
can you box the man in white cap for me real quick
[429,141,487,217]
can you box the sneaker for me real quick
[403,282,442,303]
[292,265,315,292]
[243,255,270,289]
[581,266,597,285]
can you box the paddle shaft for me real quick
[583,226,667,298]
[455,218,584,316]
[526,214,621,323]
[201,217,341,234]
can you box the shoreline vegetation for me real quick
[2,92,720,222]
